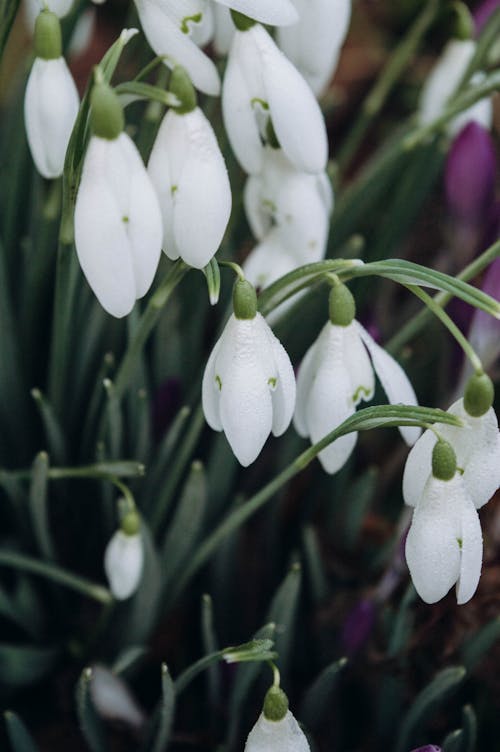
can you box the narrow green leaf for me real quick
[103,379,123,459]
[266,562,302,673]
[395,666,467,752]
[76,668,107,752]
[202,258,221,306]
[30,389,67,465]
[442,729,465,752]
[143,664,175,752]
[0,644,58,690]
[4,711,40,752]
[300,657,348,729]
[29,452,55,561]
[461,705,477,752]
[161,461,207,599]
[461,616,500,670]
[115,81,179,107]
[112,646,148,676]
[201,594,221,707]
[144,406,191,505]
[0,0,19,61]
[301,526,328,603]
[387,583,417,658]
[343,467,378,548]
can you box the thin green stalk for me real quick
[0,460,145,483]
[405,284,483,374]
[338,0,439,170]
[174,650,224,694]
[0,550,113,603]
[386,238,500,354]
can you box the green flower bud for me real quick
[170,66,197,115]
[451,2,474,40]
[263,686,289,722]
[90,80,124,140]
[329,283,356,327]
[230,9,256,31]
[233,279,257,320]
[432,439,457,481]
[464,372,494,417]
[121,510,141,536]
[34,10,62,60]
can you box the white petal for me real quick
[456,497,483,605]
[216,316,273,466]
[115,133,162,298]
[90,666,145,729]
[213,0,298,27]
[293,325,327,437]
[256,315,296,436]
[244,174,271,240]
[355,321,420,446]
[171,108,232,268]
[277,0,351,96]
[24,0,74,29]
[213,3,234,56]
[104,531,144,600]
[222,30,264,174]
[24,57,79,179]
[306,325,357,474]
[134,0,220,95]
[243,230,297,291]
[252,25,328,173]
[405,476,462,604]
[244,710,310,752]
[202,337,223,431]
[74,138,137,318]
[342,322,375,405]
[402,426,436,507]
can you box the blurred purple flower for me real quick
[152,378,182,441]
[340,598,376,655]
[409,747,441,752]
[474,0,500,33]
[445,122,496,227]
[468,257,500,371]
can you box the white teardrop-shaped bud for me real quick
[104,530,144,600]
[245,710,310,752]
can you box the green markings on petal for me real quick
[352,385,372,403]
[215,375,222,391]
[251,97,269,111]
[171,185,178,196]
[180,13,202,34]
[268,377,277,389]
[457,538,463,550]
[122,216,129,224]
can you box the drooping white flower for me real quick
[202,279,296,466]
[148,69,232,269]
[403,397,500,510]
[243,147,333,261]
[222,22,328,175]
[213,0,298,27]
[294,285,419,474]
[212,3,234,56]
[24,11,79,179]
[419,39,492,135]
[405,472,482,605]
[74,81,162,318]
[134,0,220,95]
[104,529,144,600]
[90,666,145,729]
[245,711,310,752]
[277,0,351,96]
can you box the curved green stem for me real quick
[405,284,483,374]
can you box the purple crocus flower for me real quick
[474,0,500,33]
[340,598,376,655]
[445,122,496,227]
[468,256,500,372]
[410,746,441,752]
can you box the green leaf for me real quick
[161,460,207,599]
[115,81,180,108]
[395,666,467,752]
[142,664,176,752]
[266,562,302,674]
[143,406,191,507]
[201,594,220,707]
[202,258,221,306]
[461,616,500,670]
[387,583,417,658]
[29,452,54,561]
[0,644,58,691]
[461,705,477,752]
[0,0,19,62]
[301,526,328,603]
[112,645,148,676]
[76,668,107,752]
[343,467,378,549]
[30,389,67,465]
[222,639,276,664]
[442,729,465,752]
[4,711,40,752]
[300,657,348,729]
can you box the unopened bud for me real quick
[263,686,289,722]
[170,66,197,115]
[233,279,257,320]
[90,79,124,140]
[329,283,356,327]
[432,440,457,481]
[464,372,494,417]
[34,10,62,60]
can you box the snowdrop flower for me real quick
[405,439,482,604]
[277,0,351,96]
[245,685,309,752]
[244,147,333,262]
[202,278,296,466]
[212,4,234,56]
[74,78,162,318]
[243,229,298,291]
[134,0,220,95]
[294,284,419,474]
[104,511,144,600]
[213,0,298,27]
[24,10,79,179]
[222,17,328,175]
[148,68,231,269]
[90,666,145,729]
[403,373,500,510]
[419,39,492,135]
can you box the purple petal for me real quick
[474,0,500,33]
[340,598,376,655]
[468,257,500,369]
[445,122,496,226]
[410,747,441,752]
